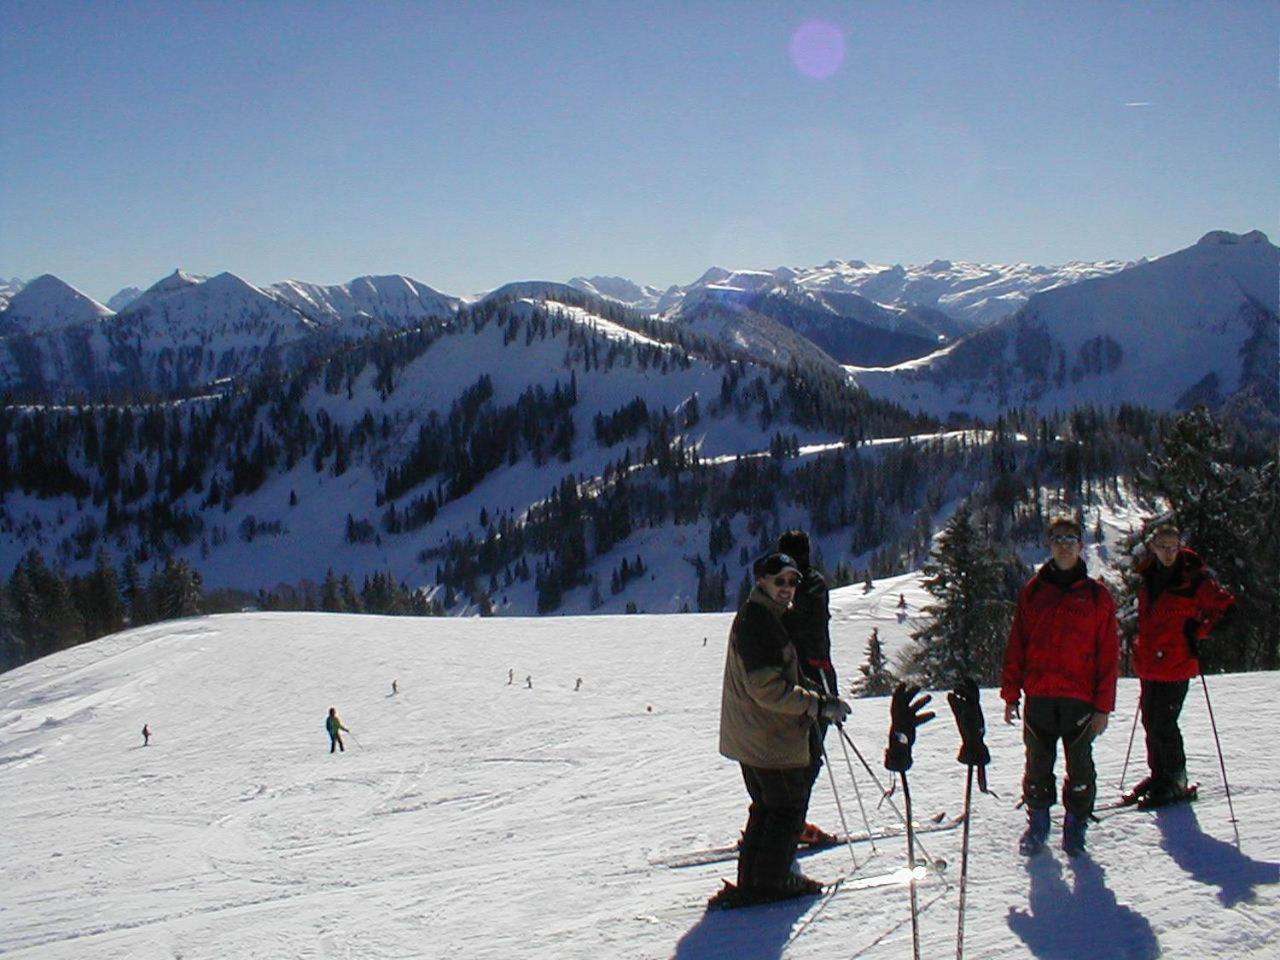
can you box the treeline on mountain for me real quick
[0,296,923,567]
[0,549,443,671]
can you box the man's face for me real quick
[1150,535,1180,568]
[758,570,799,606]
[1048,527,1082,571]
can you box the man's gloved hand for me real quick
[820,696,852,724]
[947,676,990,767]
[884,683,934,772]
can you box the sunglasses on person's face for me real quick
[1050,534,1081,545]
[772,576,800,588]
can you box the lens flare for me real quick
[789,20,845,80]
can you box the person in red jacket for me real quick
[1001,515,1119,856]
[1127,524,1236,807]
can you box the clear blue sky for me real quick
[2,0,1276,302]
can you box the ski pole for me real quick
[956,764,974,960]
[901,770,922,960]
[1200,673,1240,847]
[834,725,877,851]
[348,730,364,750]
[836,723,945,874]
[818,734,859,869]
[1118,695,1140,791]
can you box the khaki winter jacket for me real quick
[719,587,823,769]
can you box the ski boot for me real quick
[1018,807,1051,855]
[1062,810,1088,857]
[1138,772,1198,809]
[798,822,840,847]
[1119,775,1155,807]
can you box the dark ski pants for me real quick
[1140,678,1190,783]
[737,763,813,891]
[1021,696,1097,817]
[805,720,830,791]
[329,733,344,753]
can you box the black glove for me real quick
[884,683,934,772]
[1183,618,1201,658]
[947,677,990,767]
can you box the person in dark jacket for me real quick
[1001,515,1119,856]
[716,551,851,906]
[325,707,350,754]
[1128,524,1236,806]
[777,529,838,844]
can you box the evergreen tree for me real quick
[906,505,1016,687]
[154,556,204,620]
[1135,407,1279,671]
[851,627,896,697]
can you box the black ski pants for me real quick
[1021,696,1097,817]
[329,733,344,753]
[1140,679,1190,783]
[737,763,813,891]
[806,720,830,790]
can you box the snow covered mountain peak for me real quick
[849,230,1279,422]
[0,273,113,336]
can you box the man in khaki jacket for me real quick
[716,552,851,906]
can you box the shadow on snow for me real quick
[671,896,812,960]
[1008,854,1159,960]
[1156,804,1280,907]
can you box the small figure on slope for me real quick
[142,723,151,747]
[326,707,350,754]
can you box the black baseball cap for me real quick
[753,552,801,579]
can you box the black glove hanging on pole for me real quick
[884,683,935,772]
[947,677,990,767]
[948,676,993,794]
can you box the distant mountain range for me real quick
[1,231,1274,423]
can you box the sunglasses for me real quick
[772,576,800,588]
[1049,534,1081,545]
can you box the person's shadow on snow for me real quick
[1155,803,1280,907]
[671,896,811,960]
[1008,854,1159,960]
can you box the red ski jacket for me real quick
[1135,548,1236,682]
[1001,563,1119,713]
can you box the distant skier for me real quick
[897,593,907,609]
[391,679,398,695]
[142,723,151,746]
[507,669,514,685]
[326,707,350,754]
[1001,515,1118,857]
[574,677,582,691]
[1126,524,1236,807]
[525,675,533,689]
[714,551,851,908]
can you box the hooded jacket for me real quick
[719,587,823,769]
[1135,547,1236,681]
[1000,560,1119,713]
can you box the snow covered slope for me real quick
[2,604,1276,959]
[848,231,1279,422]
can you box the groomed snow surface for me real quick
[2,573,1278,959]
